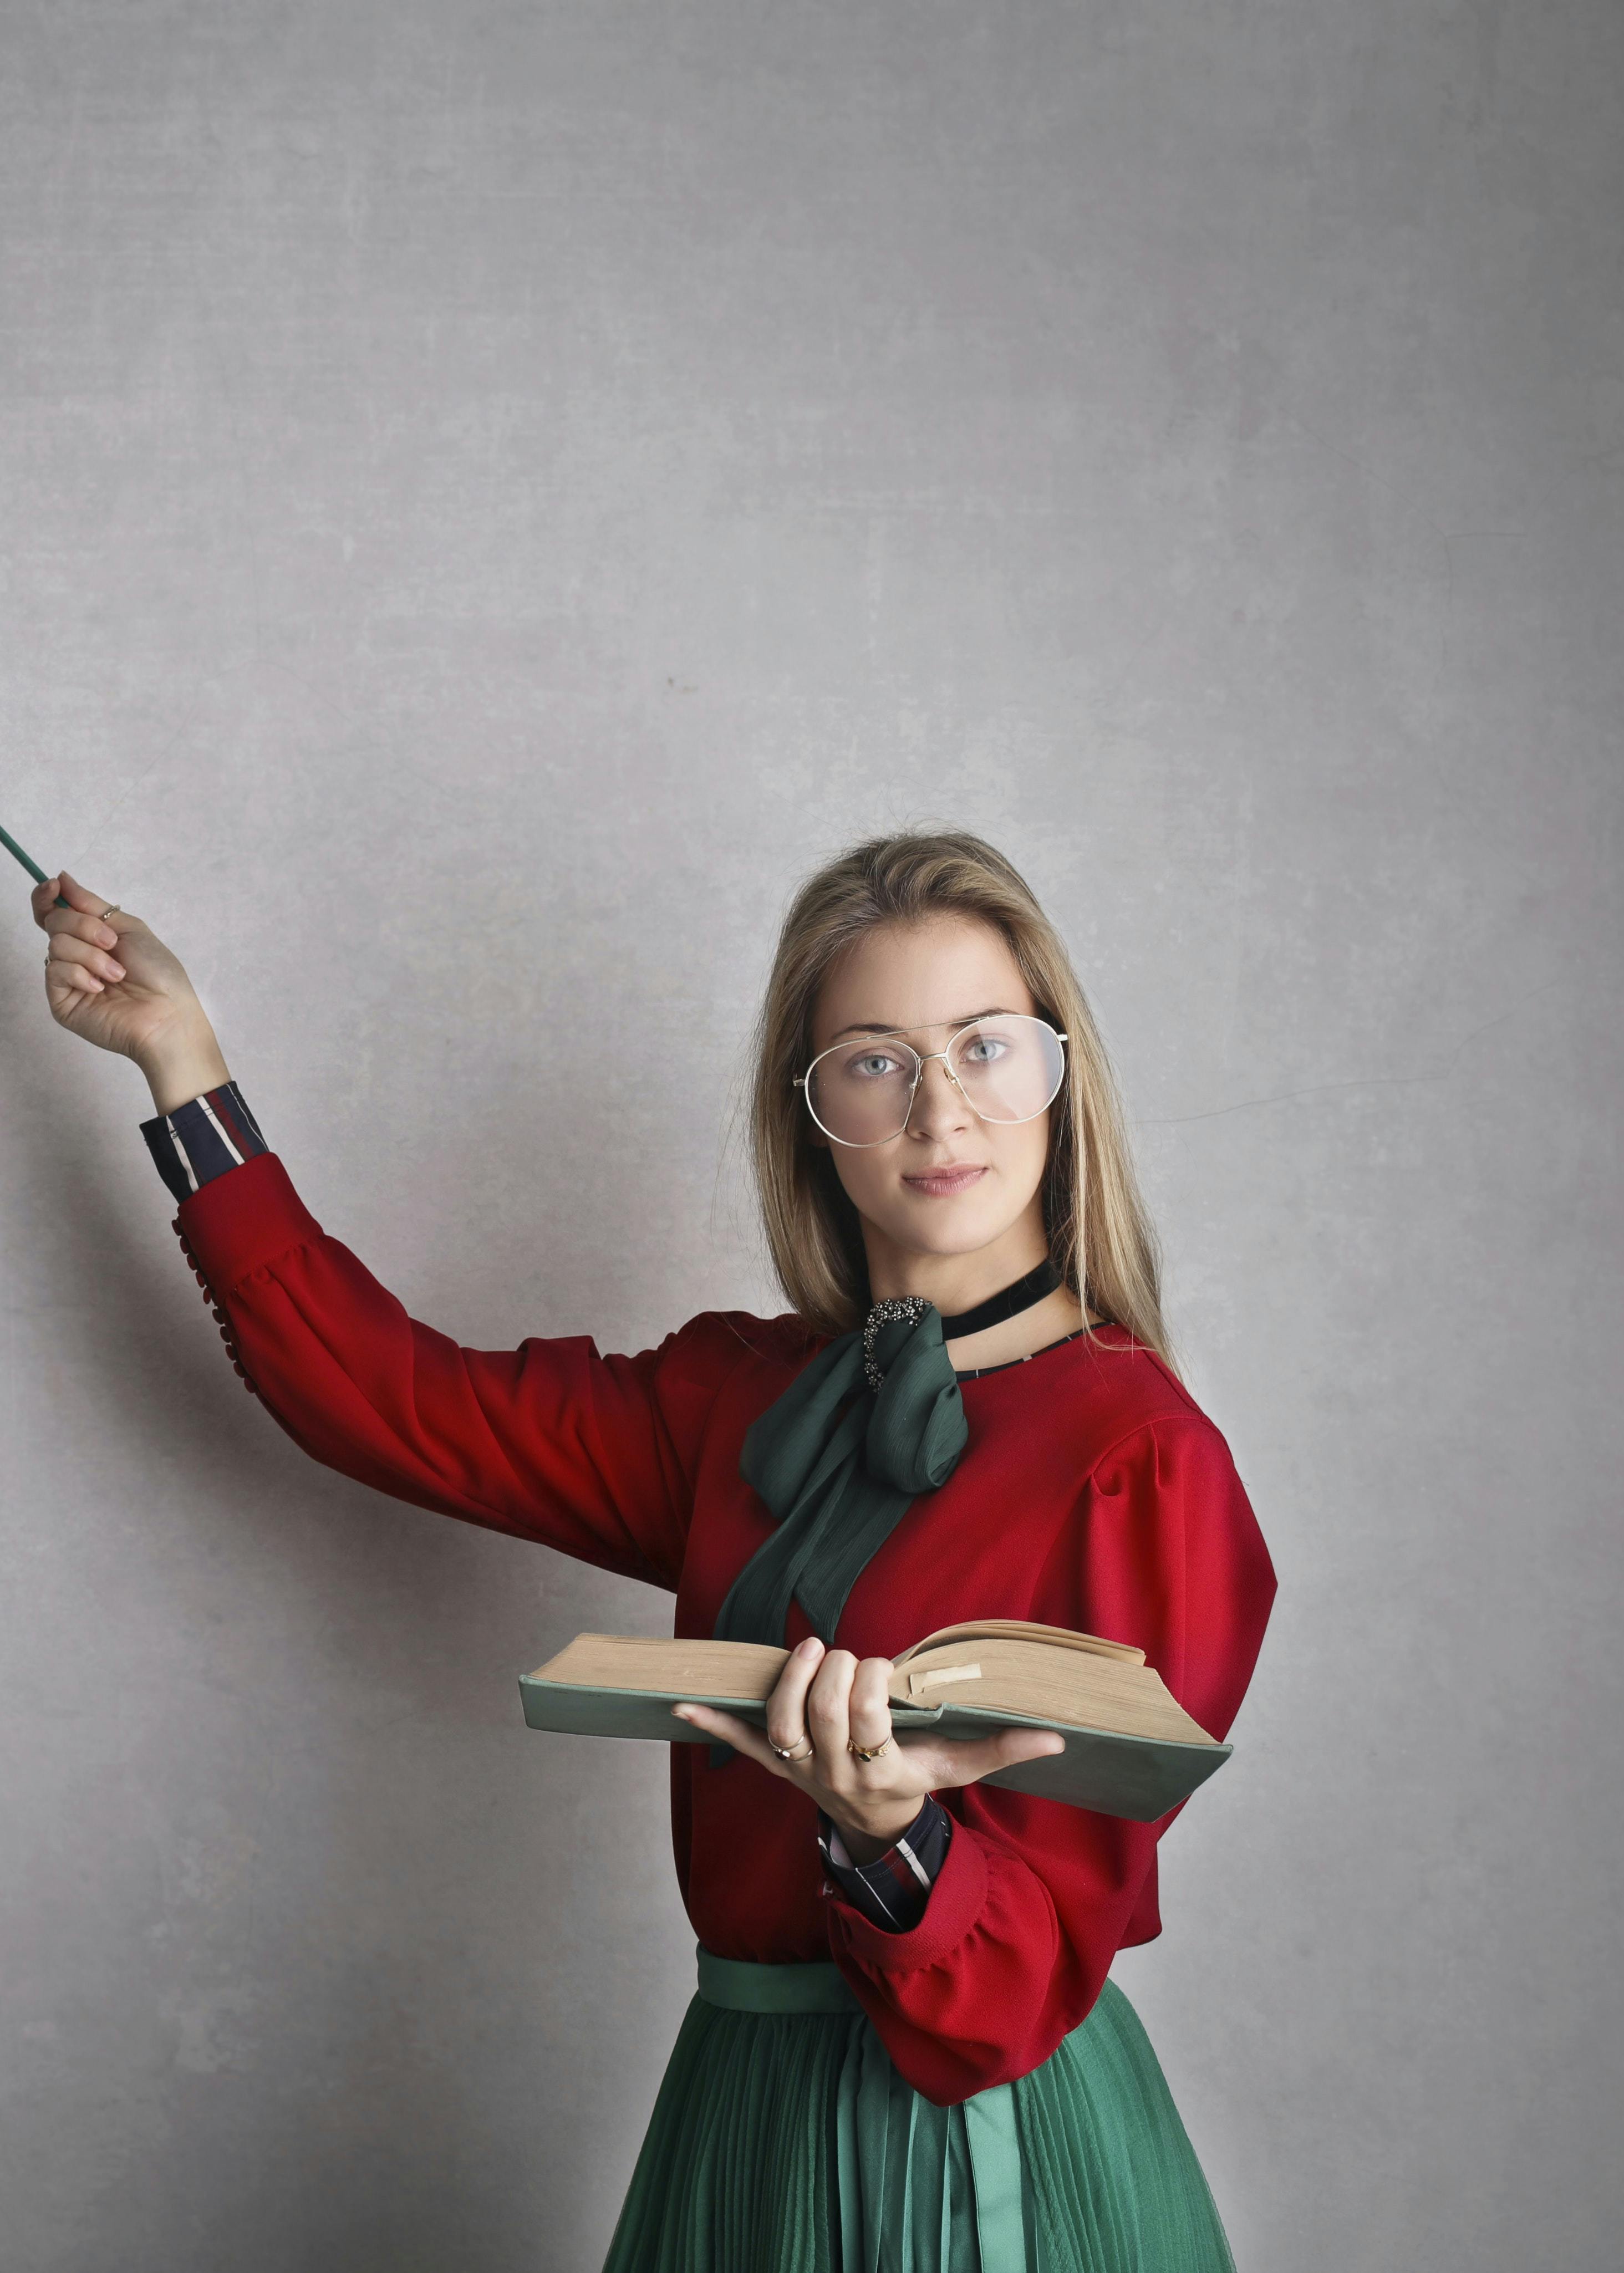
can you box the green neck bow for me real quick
[705,1298,970,1767]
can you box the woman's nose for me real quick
[905,1055,972,1139]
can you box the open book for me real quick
[519,1618,1230,1822]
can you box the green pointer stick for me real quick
[1,824,72,908]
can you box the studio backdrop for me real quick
[2,4,1620,2269]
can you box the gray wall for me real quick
[2,4,1619,2267]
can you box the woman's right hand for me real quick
[32,868,227,1097]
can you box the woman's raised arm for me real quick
[174,1148,741,1586]
[33,868,740,1588]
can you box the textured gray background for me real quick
[2,3,1620,2268]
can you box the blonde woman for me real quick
[35,829,1276,2270]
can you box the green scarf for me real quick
[705,1299,969,1766]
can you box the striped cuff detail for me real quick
[817,1795,953,1934]
[140,1081,267,1204]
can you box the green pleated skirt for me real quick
[600,1947,1237,2272]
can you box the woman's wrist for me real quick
[825,1796,928,1864]
[137,1015,232,1115]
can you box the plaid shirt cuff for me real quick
[817,1795,952,1933]
[140,1082,268,1203]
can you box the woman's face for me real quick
[808,914,1055,1290]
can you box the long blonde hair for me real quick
[748,829,1176,1372]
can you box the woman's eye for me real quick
[851,1052,903,1079]
[961,1035,1007,1064]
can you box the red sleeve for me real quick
[172,1151,745,1591]
[822,1414,1277,2106]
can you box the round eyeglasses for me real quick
[795,1015,1069,1148]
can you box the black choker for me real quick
[857,1258,1066,1394]
[935,1256,1062,1341]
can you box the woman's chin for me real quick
[870,1202,1024,1262]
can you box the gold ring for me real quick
[847,1736,892,1761]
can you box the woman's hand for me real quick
[33,868,230,1107]
[672,1637,1065,1864]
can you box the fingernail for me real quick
[798,1637,823,1657]
[107,962,125,979]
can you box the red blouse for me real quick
[173,1151,1277,2109]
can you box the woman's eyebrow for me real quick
[828,1007,1014,1041]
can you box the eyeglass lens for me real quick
[806,1016,1065,1146]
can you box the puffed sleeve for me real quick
[822,1415,1277,2105]
[167,1149,747,1591]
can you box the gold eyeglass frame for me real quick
[793,1015,1070,1149]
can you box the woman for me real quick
[34,828,1276,2270]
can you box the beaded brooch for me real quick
[861,1294,934,1395]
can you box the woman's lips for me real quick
[901,1164,987,1199]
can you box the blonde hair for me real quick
[748,829,1176,1372]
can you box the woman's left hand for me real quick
[672,1635,1065,1864]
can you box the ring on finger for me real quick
[847,1736,893,1761]
[769,1734,815,1761]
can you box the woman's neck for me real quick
[943,1281,1093,1373]
[863,1229,1102,1371]
[864,1221,1047,1317]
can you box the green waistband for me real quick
[696,1943,865,2015]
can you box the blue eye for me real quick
[850,1052,904,1079]
[960,1034,1008,1065]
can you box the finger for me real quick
[44,931,126,985]
[847,1657,895,1755]
[40,902,123,956]
[805,1648,858,1770]
[29,874,62,925]
[765,1636,825,1754]
[43,945,107,1000]
[55,869,115,917]
[50,875,130,954]
[45,953,105,997]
